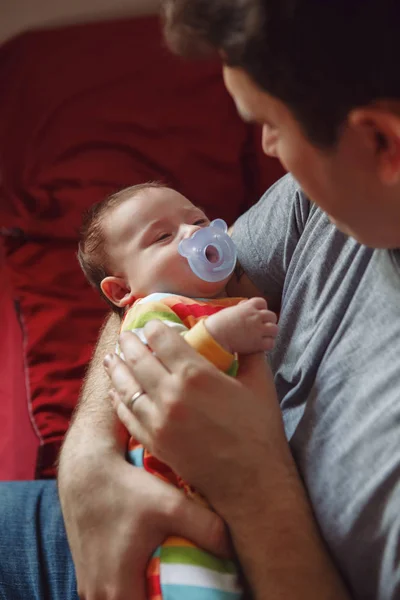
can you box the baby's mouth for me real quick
[205,244,220,264]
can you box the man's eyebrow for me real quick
[235,103,254,123]
[235,102,270,126]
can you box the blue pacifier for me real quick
[178,219,237,283]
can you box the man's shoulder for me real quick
[246,173,323,239]
[258,173,304,205]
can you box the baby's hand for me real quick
[206,298,278,355]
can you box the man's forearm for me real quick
[221,449,350,599]
[58,312,127,480]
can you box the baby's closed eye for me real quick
[154,232,173,243]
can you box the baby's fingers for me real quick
[261,309,278,324]
[263,322,279,339]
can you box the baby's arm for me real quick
[121,297,277,374]
[121,298,237,372]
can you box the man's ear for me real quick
[101,276,135,308]
[349,105,400,185]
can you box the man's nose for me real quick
[262,124,278,157]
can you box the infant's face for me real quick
[103,187,228,300]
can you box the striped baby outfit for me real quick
[119,293,244,600]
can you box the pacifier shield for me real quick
[178,219,237,282]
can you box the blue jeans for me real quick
[0,481,78,600]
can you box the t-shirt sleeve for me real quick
[231,174,310,308]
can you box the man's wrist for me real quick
[58,412,127,470]
[212,444,299,521]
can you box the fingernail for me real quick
[103,354,113,368]
[119,332,139,358]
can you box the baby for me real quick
[78,182,278,600]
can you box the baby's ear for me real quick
[101,276,134,308]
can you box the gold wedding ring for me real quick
[129,389,146,410]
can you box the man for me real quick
[2,1,400,598]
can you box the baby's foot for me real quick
[205,298,278,355]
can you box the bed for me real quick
[0,1,285,480]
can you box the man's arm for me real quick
[59,312,125,464]
[216,385,350,599]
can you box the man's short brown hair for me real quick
[162,0,400,147]
[78,182,164,314]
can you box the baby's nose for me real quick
[180,223,201,240]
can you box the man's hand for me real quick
[105,321,288,513]
[60,448,229,600]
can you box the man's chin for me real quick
[328,215,392,248]
[328,214,349,233]
[328,215,362,243]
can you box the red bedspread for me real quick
[0,16,284,479]
[0,241,38,480]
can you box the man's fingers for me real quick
[171,496,231,559]
[105,352,143,402]
[114,399,153,448]
[118,331,171,401]
[106,338,166,404]
[142,320,211,375]
[78,574,147,600]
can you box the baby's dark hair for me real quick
[78,182,165,315]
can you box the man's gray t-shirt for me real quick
[232,174,400,599]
